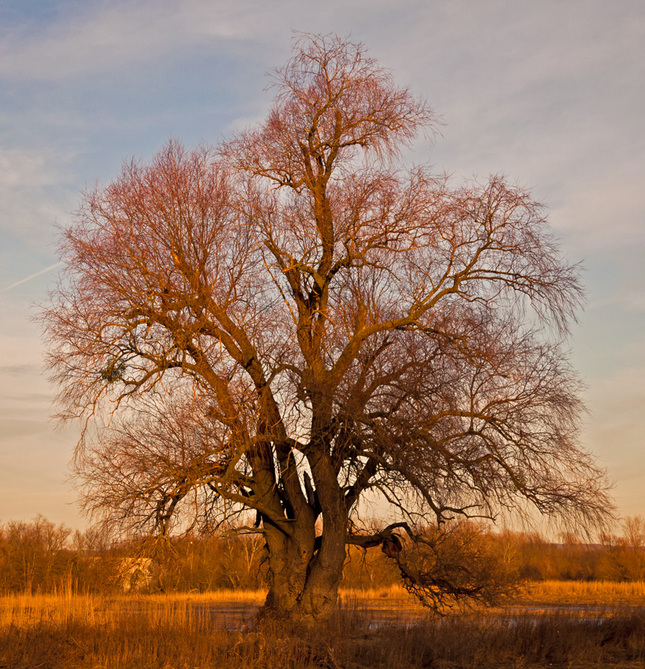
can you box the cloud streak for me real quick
[0,262,62,294]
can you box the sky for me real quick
[1,0,644,530]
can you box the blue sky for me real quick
[1,0,644,529]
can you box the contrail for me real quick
[0,261,63,294]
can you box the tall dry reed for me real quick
[2,586,645,668]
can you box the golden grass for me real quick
[0,590,260,669]
[342,579,645,612]
[517,579,645,608]
[340,584,420,607]
[140,588,267,605]
[2,583,645,668]
[0,589,266,627]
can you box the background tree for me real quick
[601,516,645,581]
[43,34,611,621]
[0,517,71,593]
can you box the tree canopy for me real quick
[43,34,611,621]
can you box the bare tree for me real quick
[43,34,612,621]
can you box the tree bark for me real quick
[260,525,347,622]
[259,452,348,622]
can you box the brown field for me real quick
[1,582,645,668]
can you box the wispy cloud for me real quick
[0,262,63,294]
[0,1,255,81]
[0,145,77,243]
[0,418,49,439]
[584,361,645,461]
[0,364,41,376]
[551,176,645,255]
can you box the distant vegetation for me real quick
[1,515,644,595]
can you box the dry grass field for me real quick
[521,579,645,607]
[1,582,645,668]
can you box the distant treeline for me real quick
[1,515,644,594]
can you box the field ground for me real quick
[1,582,645,668]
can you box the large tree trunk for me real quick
[259,455,348,623]
[260,528,345,622]
[261,535,346,622]
[261,523,310,616]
